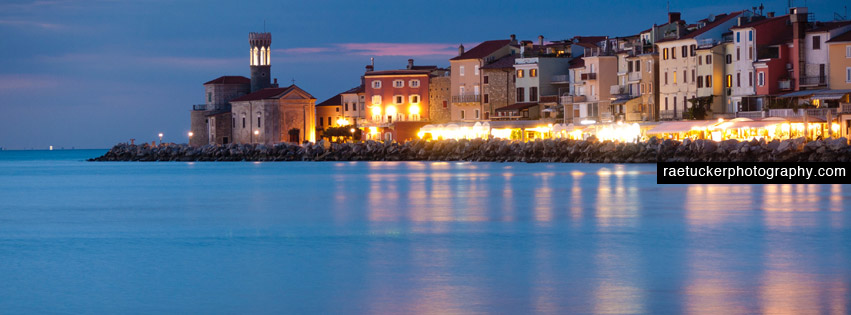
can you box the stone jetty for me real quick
[89,137,851,163]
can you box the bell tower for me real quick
[249,32,272,92]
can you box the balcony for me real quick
[581,72,597,80]
[764,108,838,119]
[842,103,851,114]
[610,85,627,95]
[659,110,682,120]
[628,72,641,82]
[561,95,586,104]
[192,104,207,111]
[451,94,481,103]
[539,95,559,104]
[736,111,766,119]
[778,79,793,90]
[799,75,826,87]
[551,74,570,84]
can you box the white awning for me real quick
[647,120,718,134]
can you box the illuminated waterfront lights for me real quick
[188,132,193,138]
[371,106,381,116]
[336,118,350,126]
[386,105,397,117]
[369,127,378,134]
[408,104,420,115]
[831,123,840,134]
[254,130,260,136]
[350,128,355,134]
[580,119,596,125]
[491,128,513,139]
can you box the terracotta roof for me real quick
[573,36,607,44]
[495,102,538,112]
[450,39,511,60]
[229,85,295,102]
[204,76,250,85]
[317,94,342,107]
[573,42,598,49]
[481,55,517,69]
[828,29,851,43]
[342,85,365,94]
[657,12,743,43]
[808,21,851,33]
[364,69,429,76]
[409,65,438,70]
[730,15,788,30]
[569,57,585,69]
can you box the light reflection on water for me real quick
[0,153,849,314]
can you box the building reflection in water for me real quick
[594,165,640,229]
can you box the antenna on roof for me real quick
[291,78,296,85]
[264,20,266,32]
[667,1,670,13]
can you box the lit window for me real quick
[530,69,538,77]
[409,95,420,104]
[726,74,732,87]
[517,69,524,78]
[371,95,381,105]
[460,110,465,119]
[394,95,403,104]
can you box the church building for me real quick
[190,32,316,146]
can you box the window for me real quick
[460,86,465,95]
[726,74,732,87]
[749,47,753,60]
[393,80,403,88]
[483,75,489,84]
[335,107,339,112]
[736,48,740,61]
[409,80,420,87]
[635,60,641,72]
[484,94,489,103]
[474,65,479,75]
[847,67,851,82]
[394,95,403,104]
[758,72,765,86]
[812,36,821,50]
[748,72,753,87]
[726,54,732,64]
[674,97,677,110]
[672,48,676,59]
[640,84,644,94]
[345,103,349,111]
[517,69,524,78]
[372,80,381,88]
[328,117,332,126]
[846,46,851,58]
[692,70,695,83]
[736,72,741,87]
[257,116,261,128]
[673,71,677,84]
[372,95,382,105]
[697,76,704,88]
[736,32,740,43]
[242,116,246,128]
[443,100,447,108]
[475,109,480,119]
[681,45,687,58]
[460,66,465,76]
[318,117,323,127]
[207,92,211,102]
[706,75,712,87]
[706,55,712,64]
[690,44,696,57]
[647,60,652,72]
[409,95,419,104]
[698,56,703,65]
[663,48,668,60]
[530,69,538,77]
[460,110,465,119]
[474,85,480,95]
[232,117,235,128]
[530,87,538,102]
[749,30,753,41]
[665,97,668,110]
[516,87,525,102]
[682,70,686,83]
[664,71,668,85]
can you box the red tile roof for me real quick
[828,29,851,43]
[450,39,512,60]
[569,57,585,69]
[495,102,538,112]
[342,85,365,94]
[229,85,295,102]
[204,76,251,85]
[409,65,438,70]
[481,55,517,69]
[730,15,789,30]
[364,70,430,76]
[573,36,607,44]
[808,21,851,33]
[317,93,342,107]
[657,11,743,43]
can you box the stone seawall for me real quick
[89,137,851,163]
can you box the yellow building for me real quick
[316,93,348,130]
[827,30,851,90]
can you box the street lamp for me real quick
[350,128,356,142]
[158,133,163,145]
[254,129,259,144]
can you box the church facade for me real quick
[189,32,316,146]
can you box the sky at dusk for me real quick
[0,0,845,149]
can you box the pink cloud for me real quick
[0,74,60,92]
[0,19,65,30]
[275,43,461,57]
[277,47,333,54]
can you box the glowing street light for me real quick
[350,128,356,141]
[188,131,194,138]
[254,130,260,136]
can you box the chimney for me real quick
[668,12,681,23]
[510,34,517,45]
[738,16,746,26]
[790,7,808,91]
[458,44,465,56]
[766,12,775,18]
[365,64,373,73]
[273,78,278,87]
[538,35,544,46]
[407,59,414,69]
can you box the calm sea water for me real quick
[0,150,849,314]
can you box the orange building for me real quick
[363,69,431,141]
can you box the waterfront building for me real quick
[695,42,728,117]
[657,11,750,120]
[794,9,851,91]
[189,76,250,146]
[316,93,344,133]
[340,85,366,125]
[496,36,572,122]
[482,55,517,121]
[362,63,432,142]
[450,37,519,121]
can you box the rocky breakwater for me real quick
[89,137,851,163]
